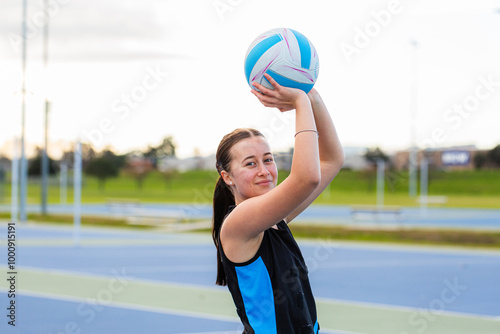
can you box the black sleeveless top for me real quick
[219,206,319,334]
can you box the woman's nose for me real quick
[258,164,270,176]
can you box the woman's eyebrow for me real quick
[241,155,256,163]
[241,152,273,163]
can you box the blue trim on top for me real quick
[235,256,276,334]
[244,35,282,85]
[266,70,314,93]
[291,29,311,69]
[314,320,319,333]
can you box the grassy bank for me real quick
[289,224,500,249]
[0,212,139,229]
[3,212,499,249]
[0,169,499,208]
[2,169,498,248]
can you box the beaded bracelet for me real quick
[294,129,319,137]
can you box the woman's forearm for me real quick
[308,89,345,167]
[290,93,321,185]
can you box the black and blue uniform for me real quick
[219,206,320,334]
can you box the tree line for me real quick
[26,136,177,190]
[6,140,500,193]
[474,145,500,169]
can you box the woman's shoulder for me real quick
[221,205,236,224]
[227,205,236,215]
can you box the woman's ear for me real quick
[220,170,233,186]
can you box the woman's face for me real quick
[224,136,278,204]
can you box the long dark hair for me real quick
[213,128,264,286]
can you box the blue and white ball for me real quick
[244,28,319,94]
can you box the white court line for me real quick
[315,296,500,322]
[298,238,500,256]
[3,265,227,293]
[313,257,499,269]
[0,288,241,324]
[0,289,353,334]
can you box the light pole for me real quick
[376,158,385,208]
[41,0,50,215]
[11,138,19,222]
[20,0,28,222]
[409,38,418,198]
[74,140,82,246]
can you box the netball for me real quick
[244,28,319,93]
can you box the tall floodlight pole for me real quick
[420,154,428,216]
[60,161,67,205]
[376,159,385,208]
[408,39,418,198]
[20,0,28,222]
[74,140,82,247]
[41,0,50,215]
[11,138,19,222]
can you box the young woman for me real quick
[212,74,344,334]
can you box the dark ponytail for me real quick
[212,177,234,286]
[212,128,264,286]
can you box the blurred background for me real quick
[1,1,500,333]
[1,0,499,215]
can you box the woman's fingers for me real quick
[252,82,277,97]
[251,86,279,104]
[251,74,304,111]
[252,93,290,110]
[252,89,293,108]
[252,90,275,104]
[262,73,282,91]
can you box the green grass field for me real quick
[0,168,499,208]
[1,169,498,248]
[1,210,499,248]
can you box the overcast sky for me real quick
[1,0,500,159]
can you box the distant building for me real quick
[158,155,215,173]
[158,147,374,172]
[274,150,293,171]
[342,147,371,170]
[393,145,481,171]
[159,152,293,172]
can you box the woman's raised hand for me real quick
[251,73,308,112]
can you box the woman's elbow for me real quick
[293,169,321,191]
[323,148,345,173]
[332,150,346,173]
[308,169,321,189]
[322,156,344,182]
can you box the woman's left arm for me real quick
[286,88,345,223]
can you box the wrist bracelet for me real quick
[294,129,319,137]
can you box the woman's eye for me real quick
[246,162,255,167]
[265,158,274,163]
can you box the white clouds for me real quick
[1,0,500,159]
[1,0,179,61]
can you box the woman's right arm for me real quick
[222,74,320,242]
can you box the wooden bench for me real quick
[106,198,141,213]
[350,205,403,222]
[417,196,448,206]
